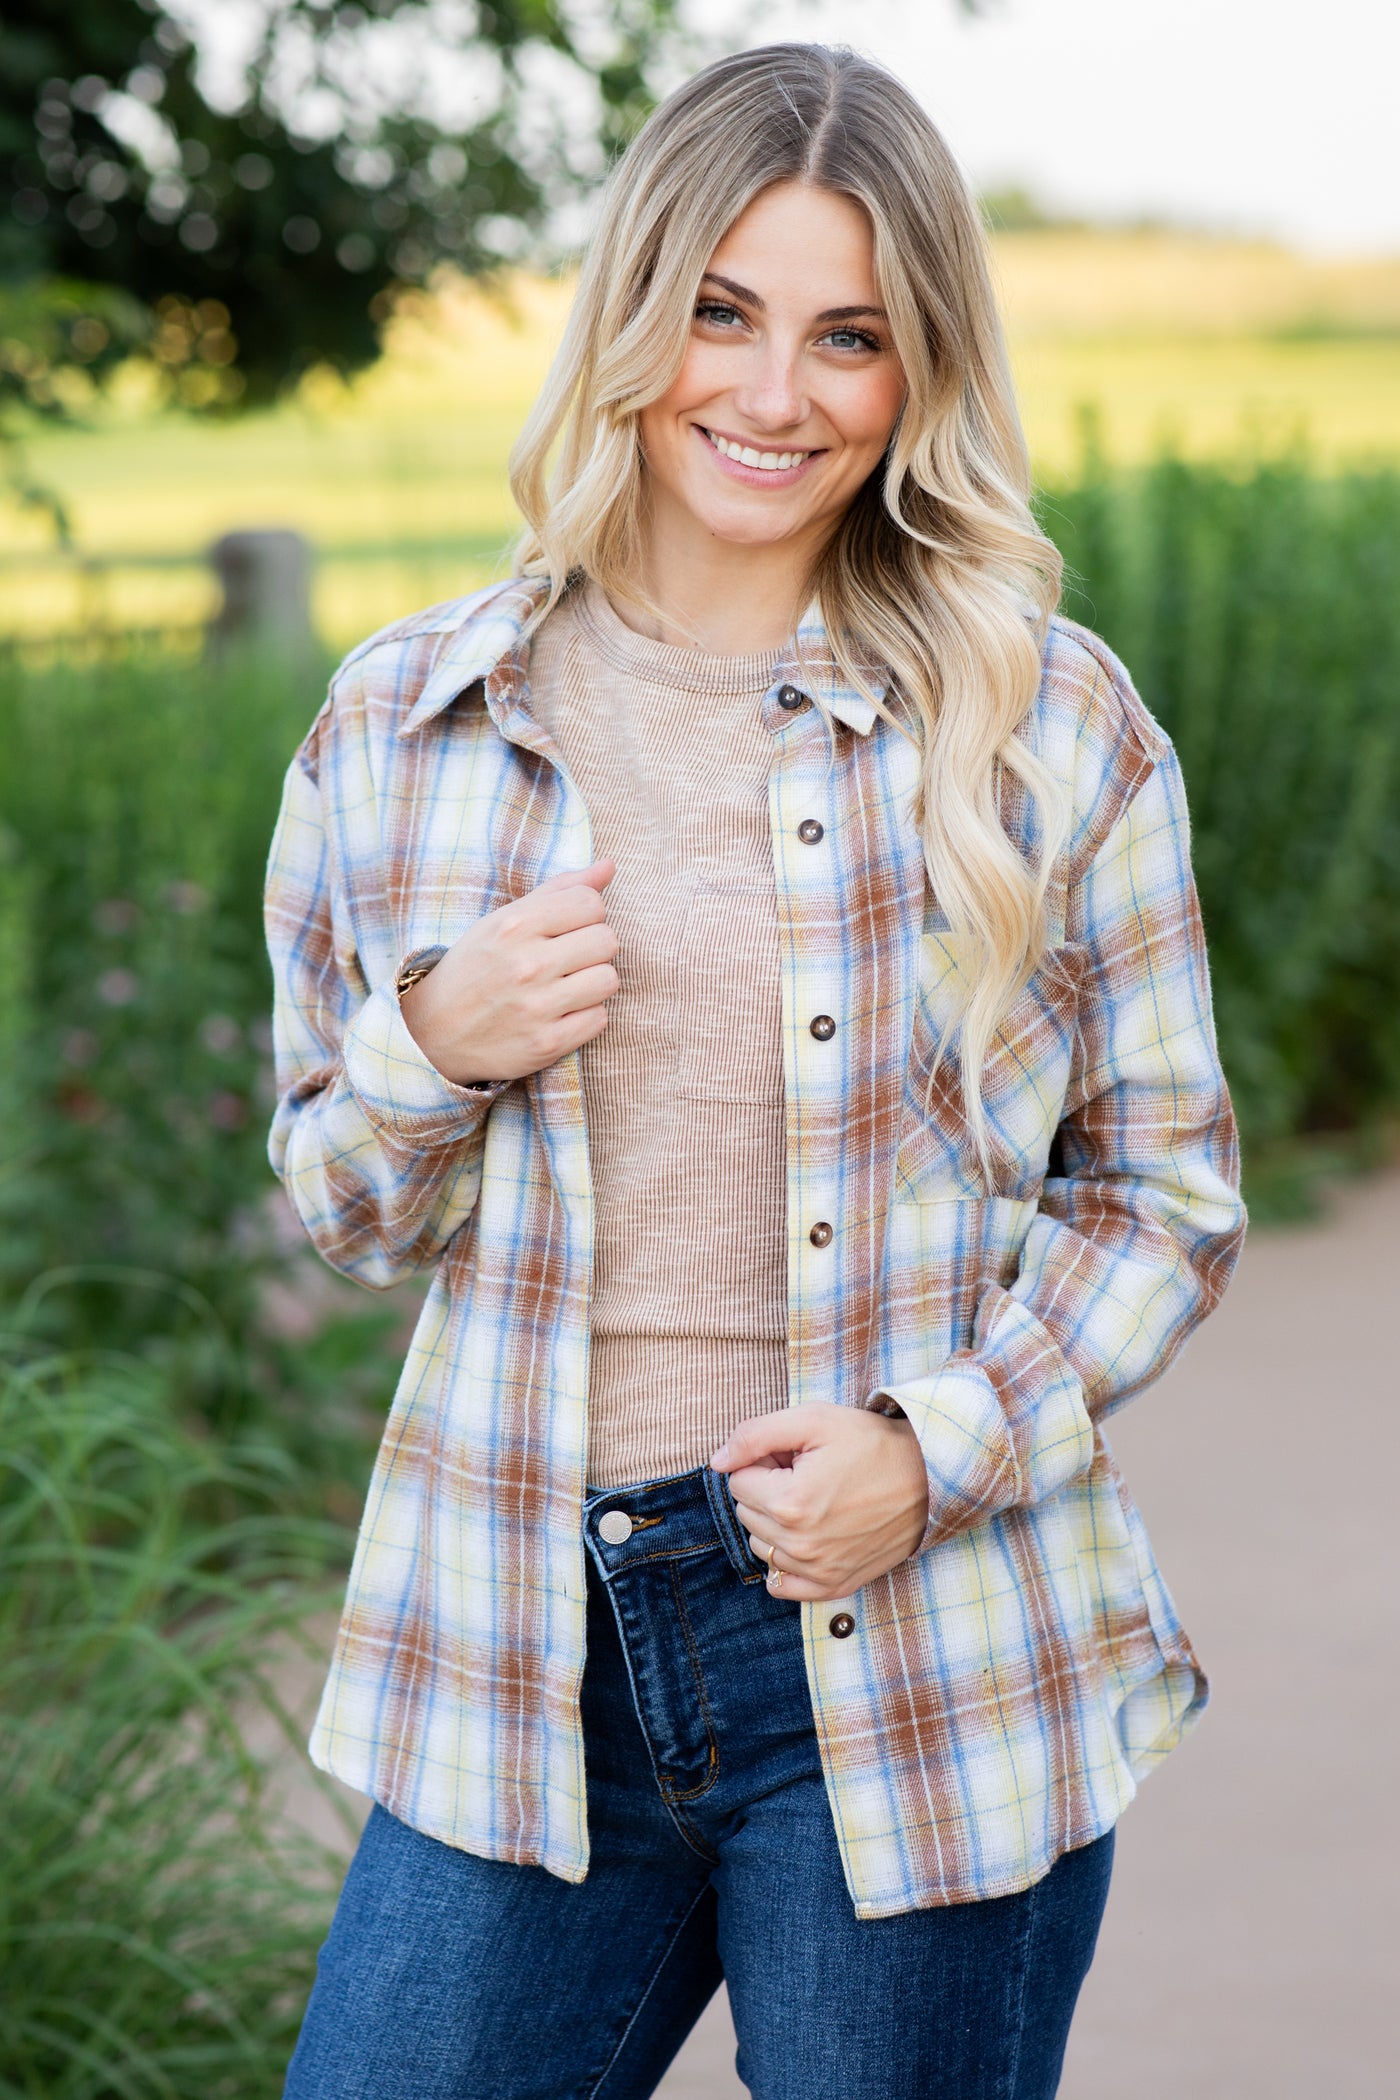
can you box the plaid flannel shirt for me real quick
[265,577,1245,1917]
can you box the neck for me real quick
[611,483,824,654]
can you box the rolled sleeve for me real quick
[342,972,506,1148]
[877,1289,1096,1552]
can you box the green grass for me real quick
[0,1345,346,2098]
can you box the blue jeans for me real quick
[286,1466,1113,2098]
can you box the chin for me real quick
[692,494,810,549]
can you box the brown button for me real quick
[798,819,824,844]
[809,1221,833,1248]
[809,1014,836,1041]
[829,1612,855,1639]
[777,684,806,711]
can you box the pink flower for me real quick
[94,898,140,936]
[200,1013,242,1055]
[207,1090,248,1131]
[164,880,209,915]
[61,1027,100,1067]
[97,968,140,1007]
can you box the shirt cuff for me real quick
[869,1357,1020,1554]
[867,1290,1095,1555]
[342,960,507,1145]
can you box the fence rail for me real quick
[0,531,508,655]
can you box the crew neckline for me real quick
[570,580,784,698]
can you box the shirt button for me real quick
[829,1612,855,1639]
[598,1509,633,1544]
[797,819,824,844]
[777,684,806,711]
[809,1221,833,1248]
[809,1014,836,1041]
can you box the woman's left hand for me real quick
[711,1404,929,1601]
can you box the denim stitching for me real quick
[999,1872,1040,2099]
[583,1548,719,1869]
[594,1540,717,1575]
[657,1562,721,1810]
[585,1881,716,2099]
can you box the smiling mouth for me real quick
[700,426,818,473]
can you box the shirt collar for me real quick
[774,601,887,736]
[398,577,888,737]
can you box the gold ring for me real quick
[767,1545,784,1594]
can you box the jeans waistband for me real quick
[582,1466,766,1584]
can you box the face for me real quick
[637,181,907,559]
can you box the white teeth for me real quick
[705,429,809,472]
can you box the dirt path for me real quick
[278,1172,1400,2096]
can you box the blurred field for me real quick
[1,229,1397,647]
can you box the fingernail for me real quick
[710,1445,729,1468]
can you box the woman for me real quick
[267,42,1245,2100]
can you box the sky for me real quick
[702,0,1400,254]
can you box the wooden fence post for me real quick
[207,530,317,658]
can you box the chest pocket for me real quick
[674,878,785,1107]
[896,932,1088,1202]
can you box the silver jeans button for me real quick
[598,1509,633,1544]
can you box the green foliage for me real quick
[0,647,376,2087]
[0,1345,346,2097]
[0,642,402,1504]
[0,1,689,415]
[1044,445,1400,1208]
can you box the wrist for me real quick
[396,951,497,1092]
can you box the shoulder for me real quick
[295,578,541,779]
[330,576,537,712]
[1031,615,1175,878]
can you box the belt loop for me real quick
[704,1466,766,1582]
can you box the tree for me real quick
[0,0,688,447]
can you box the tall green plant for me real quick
[1045,450,1400,1204]
[0,644,401,1493]
[0,1346,347,2098]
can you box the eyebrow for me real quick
[700,272,887,325]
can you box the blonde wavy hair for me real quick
[510,42,1065,1167]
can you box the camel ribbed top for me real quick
[526,582,790,1489]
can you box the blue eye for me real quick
[696,301,744,327]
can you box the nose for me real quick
[731,334,808,435]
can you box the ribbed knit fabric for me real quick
[527,582,789,1488]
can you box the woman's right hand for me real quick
[399,859,619,1086]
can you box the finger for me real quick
[510,883,612,937]
[744,1524,818,1574]
[731,1478,797,1532]
[758,1549,835,1603]
[711,1407,819,1471]
[537,1004,611,1064]
[763,1570,838,1602]
[738,1503,805,1570]
[547,962,620,1016]
[539,922,619,978]
[532,858,615,897]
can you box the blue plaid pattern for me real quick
[265,578,1244,1915]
